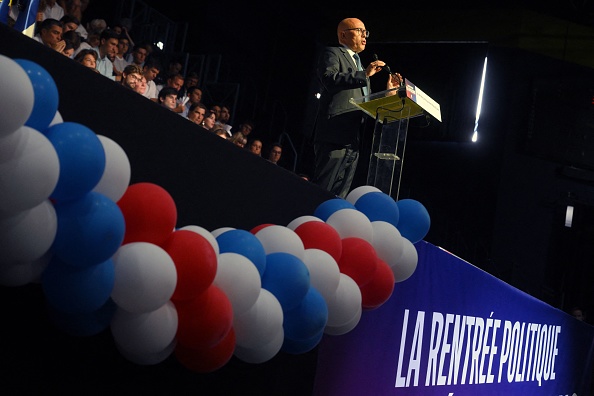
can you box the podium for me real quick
[350,78,441,199]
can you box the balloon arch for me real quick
[0,55,430,372]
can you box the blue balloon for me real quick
[52,191,125,267]
[216,229,267,277]
[281,328,325,355]
[283,287,328,340]
[14,59,59,132]
[354,191,400,227]
[396,199,431,244]
[262,252,310,311]
[46,122,106,202]
[42,256,115,314]
[47,298,117,337]
[313,198,356,222]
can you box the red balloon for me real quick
[294,221,342,262]
[162,230,218,302]
[175,285,233,350]
[250,223,275,234]
[360,258,395,310]
[338,237,378,288]
[117,183,177,246]
[175,327,236,373]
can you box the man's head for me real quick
[210,105,221,120]
[268,143,282,164]
[158,87,178,110]
[98,29,119,59]
[188,86,202,104]
[38,19,63,48]
[131,44,149,66]
[166,73,185,92]
[219,106,231,124]
[337,18,368,54]
[188,102,207,125]
[143,58,162,82]
[122,64,143,90]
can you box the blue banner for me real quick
[314,241,594,395]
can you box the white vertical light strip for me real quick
[565,205,574,228]
[472,56,488,143]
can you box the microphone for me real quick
[372,53,392,74]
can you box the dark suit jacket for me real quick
[313,46,371,147]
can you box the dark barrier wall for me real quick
[0,23,334,394]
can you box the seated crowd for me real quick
[4,0,298,173]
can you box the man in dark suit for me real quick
[312,17,401,198]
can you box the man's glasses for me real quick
[343,28,370,38]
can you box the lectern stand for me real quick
[350,78,441,200]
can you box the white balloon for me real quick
[324,304,362,336]
[392,238,418,283]
[254,225,305,260]
[0,199,57,262]
[325,273,362,329]
[234,326,284,364]
[0,251,51,287]
[111,242,177,313]
[49,110,63,127]
[116,339,176,366]
[92,135,131,202]
[286,215,323,231]
[301,249,340,303]
[211,227,235,238]
[0,55,34,137]
[326,208,373,243]
[0,126,59,215]
[179,225,219,255]
[371,221,404,268]
[214,252,261,316]
[111,301,178,356]
[234,288,284,349]
[345,185,381,205]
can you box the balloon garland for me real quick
[0,55,431,373]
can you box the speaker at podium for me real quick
[350,78,442,199]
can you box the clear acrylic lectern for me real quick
[350,78,441,200]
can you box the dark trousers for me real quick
[313,143,359,199]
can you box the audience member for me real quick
[155,57,183,86]
[59,14,79,33]
[158,86,178,111]
[92,28,119,80]
[237,121,254,139]
[177,71,199,104]
[186,102,207,125]
[112,34,131,79]
[230,132,247,148]
[74,28,100,56]
[33,18,64,51]
[111,21,135,51]
[61,29,80,57]
[181,86,203,117]
[570,307,586,322]
[158,72,185,113]
[127,43,152,68]
[210,105,221,121]
[215,105,233,135]
[201,110,217,130]
[213,129,229,139]
[142,57,162,101]
[267,143,282,165]
[120,64,143,91]
[62,0,87,39]
[248,139,263,156]
[41,0,65,21]
[134,75,147,96]
[74,48,98,72]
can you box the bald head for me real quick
[337,18,367,53]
